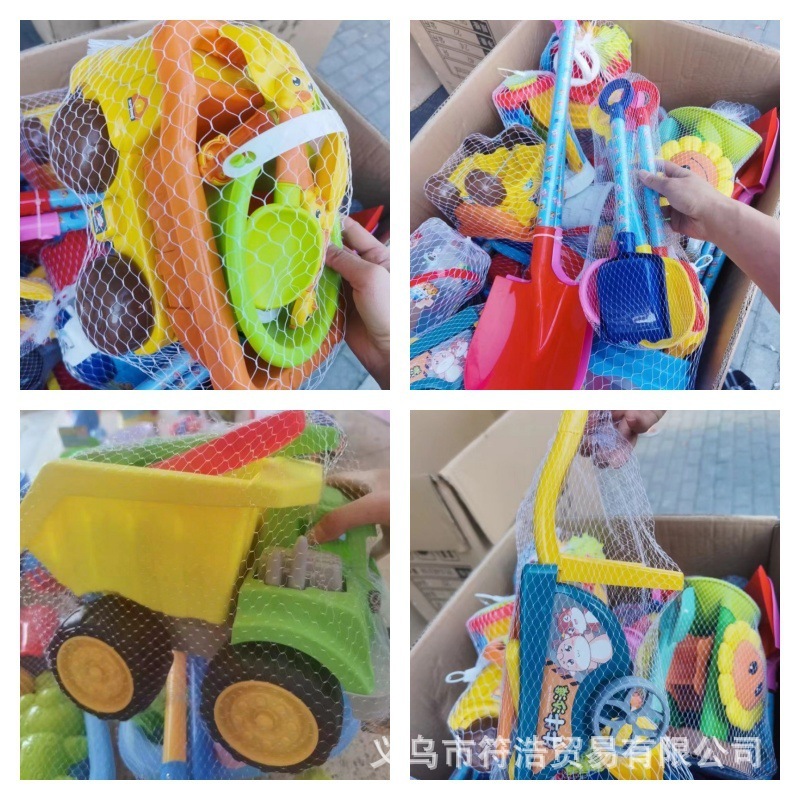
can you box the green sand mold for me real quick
[210,165,340,368]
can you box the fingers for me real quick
[327,468,389,496]
[326,243,385,291]
[581,411,662,469]
[639,160,689,192]
[638,168,671,194]
[343,217,390,270]
[659,159,690,178]
[307,491,390,544]
[621,410,665,435]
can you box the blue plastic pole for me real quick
[637,124,666,249]
[537,20,577,229]
[701,248,728,294]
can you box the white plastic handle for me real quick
[552,35,601,89]
[222,109,347,179]
[445,665,482,684]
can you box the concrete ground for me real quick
[410,20,780,388]
[317,20,390,138]
[634,410,779,517]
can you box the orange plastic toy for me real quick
[149,20,343,389]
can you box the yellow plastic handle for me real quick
[533,411,683,591]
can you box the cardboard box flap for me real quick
[411,21,519,93]
[410,412,503,554]
[411,34,442,110]
[411,475,471,553]
[622,21,779,110]
[438,411,561,544]
[411,527,517,778]
[654,515,780,595]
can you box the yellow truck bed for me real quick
[20,456,323,624]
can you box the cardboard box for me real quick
[438,411,561,545]
[20,21,389,215]
[411,20,518,93]
[410,515,780,779]
[30,20,340,69]
[410,411,503,620]
[411,411,560,621]
[410,21,780,388]
[411,34,442,110]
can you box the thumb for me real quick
[638,169,671,195]
[326,244,378,291]
[308,491,390,544]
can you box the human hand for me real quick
[638,160,730,241]
[610,410,665,448]
[581,411,665,468]
[326,218,390,388]
[308,469,390,557]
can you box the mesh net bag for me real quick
[410,305,482,390]
[410,218,490,336]
[445,595,515,773]
[20,21,352,390]
[20,411,389,779]
[424,125,547,242]
[417,21,636,390]
[487,411,693,780]
[20,251,61,390]
[412,20,774,391]
[580,74,709,391]
[664,576,776,779]
[538,20,632,166]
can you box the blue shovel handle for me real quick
[599,77,634,120]
[599,79,638,252]
[638,123,666,248]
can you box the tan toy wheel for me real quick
[47,595,172,720]
[201,642,343,773]
[214,680,320,767]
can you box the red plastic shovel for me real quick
[152,410,305,475]
[464,20,592,390]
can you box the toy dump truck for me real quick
[20,433,387,773]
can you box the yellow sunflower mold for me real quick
[717,620,766,731]
[659,137,735,199]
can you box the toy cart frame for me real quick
[512,411,684,780]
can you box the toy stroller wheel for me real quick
[464,170,506,207]
[424,173,461,209]
[21,116,51,165]
[591,676,669,756]
[47,595,172,720]
[201,642,343,773]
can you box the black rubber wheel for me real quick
[201,642,343,773]
[457,716,498,772]
[47,595,172,720]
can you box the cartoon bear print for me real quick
[556,606,601,637]
[556,633,613,675]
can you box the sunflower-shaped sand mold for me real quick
[717,620,766,732]
[658,137,735,199]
